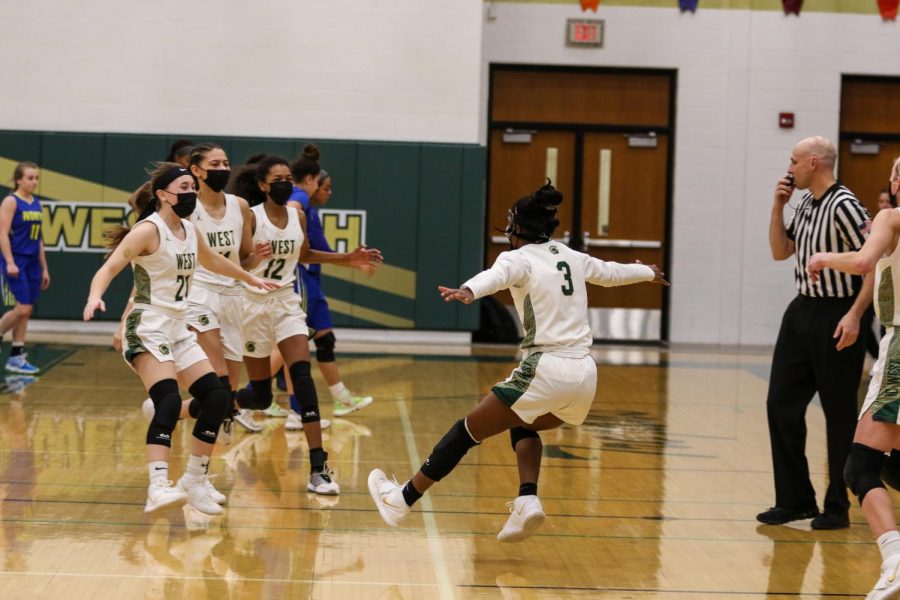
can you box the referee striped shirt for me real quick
[786,182,870,298]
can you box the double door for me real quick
[487,66,674,341]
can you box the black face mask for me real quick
[202,169,230,193]
[171,191,197,218]
[268,181,294,205]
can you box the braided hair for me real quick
[505,179,563,243]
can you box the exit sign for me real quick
[566,19,604,47]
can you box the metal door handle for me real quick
[582,233,661,249]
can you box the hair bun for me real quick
[531,179,563,209]
[302,144,320,163]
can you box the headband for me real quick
[152,166,190,195]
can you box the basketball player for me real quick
[368,181,668,541]
[84,163,276,515]
[232,155,382,495]
[807,160,900,600]
[0,162,50,374]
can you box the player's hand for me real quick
[6,263,19,278]
[83,297,106,321]
[636,260,670,286]
[774,176,794,206]
[112,328,123,353]
[348,246,383,268]
[41,269,50,290]
[438,286,474,304]
[807,252,827,284]
[247,275,279,291]
[254,241,273,260]
[834,311,860,351]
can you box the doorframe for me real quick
[486,63,677,343]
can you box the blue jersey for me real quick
[290,186,332,275]
[8,194,42,256]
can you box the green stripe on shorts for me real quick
[492,352,543,407]
[872,332,900,423]
[123,309,148,364]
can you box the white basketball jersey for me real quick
[132,212,198,312]
[463,242,654,352]
[245,204,303,295]
[190,193,243,288]
[875,208,900,328]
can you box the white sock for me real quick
[148,461,168,482]
[185,454,206,479]
[878,530,900,563]
[329,382,347,399]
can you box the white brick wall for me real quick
[482,3,900,344]
[0,0,483,144]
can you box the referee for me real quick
[759,136,873,530]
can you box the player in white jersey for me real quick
[808,157,900,600]
[368,181,668,541]
[83,164,275,516]
[184,143,268,436]
[232,156,382,495]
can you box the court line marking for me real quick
[0,570,438,588]
[396,397,455,600]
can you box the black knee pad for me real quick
[314,332,336,363]
[146,379,181,447]
[189,373,229,444]
[510,426,540,451]
[845,443,886,504]
[235,378,272,410]
[289,361,320,423]
[883,450,900,492]
[420,418,480,482]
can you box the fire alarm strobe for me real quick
[779,113,795,129]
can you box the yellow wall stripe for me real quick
[494,0,881,14]
[327,297,415,328]
[0,156,132,204]
[321,262,417,300]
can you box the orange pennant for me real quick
[581,0,600,11]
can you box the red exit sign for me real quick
[566,19,604,47]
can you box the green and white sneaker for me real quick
[263,401,291,418]
[333,390,373,417]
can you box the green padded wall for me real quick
[0,129,485,331]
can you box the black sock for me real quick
[310,447,326,471]
[519,482,537,497]
[10,344,24,357]
[402,481,422,507]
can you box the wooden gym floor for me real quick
[0,343,884,599]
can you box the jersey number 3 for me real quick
[556,261,574,296]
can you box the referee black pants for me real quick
[767,294,868,516]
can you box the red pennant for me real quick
[581,0,600,11]
[879,0,899,20]
[782,0,802,14]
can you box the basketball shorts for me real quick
[185,282,244,362]
[123,305,207,373]
[242,287,309,358]
[0,254,42,306]
[298,270,333,335]
[491,352,597,425]
[862,327,900,423]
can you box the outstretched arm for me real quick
[585,256,666,287]
[84,223,156,320]
[808,208,900,281]
[440,252,530,303]
[197,232,278,291]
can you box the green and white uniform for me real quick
[123,212,207,372]
[464,242,654,425]
[185,194,245,361]
[242,204,308,358]
[862,214,900,423]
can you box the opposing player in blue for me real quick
[0,162,50,374]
